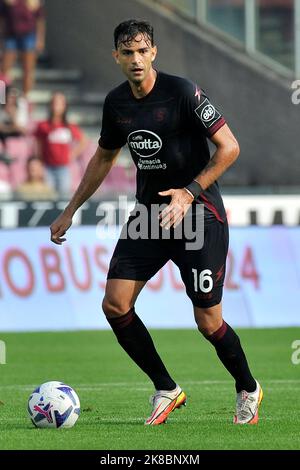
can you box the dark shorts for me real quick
[107,207,229,309]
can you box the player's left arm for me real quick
[159,125,239,229]
[194,123,240,190]
[159,81,239,229]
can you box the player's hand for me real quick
[158,188,194,229]
[50,212,73,245]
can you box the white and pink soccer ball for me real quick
[28,381,80,428]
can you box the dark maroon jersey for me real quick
[99,71,227,222]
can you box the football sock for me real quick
[206,321,256,393]
[107,307,176,391]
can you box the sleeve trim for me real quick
[207,117,226,137]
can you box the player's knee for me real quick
[195,312,223,337]
[102,296,131,318]
[194,303,223,337]
[197,323,218,337]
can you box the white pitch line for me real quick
[0,379,300,391]
[1,416,286,423]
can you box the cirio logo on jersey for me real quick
[127,130,162,158]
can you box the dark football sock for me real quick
[206,321,256,393]
[107,308,176,391]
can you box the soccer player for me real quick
[50,20,263,425]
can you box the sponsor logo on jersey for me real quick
[194,98,221,129]
[127,130,162,157]
[201,104,215,122]
[137,159,167,170]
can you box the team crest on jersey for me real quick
[127,130,162,157]
[194,98,221,129]
[153,108,167,122]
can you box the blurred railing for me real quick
[153,0,299,77]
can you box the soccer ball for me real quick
[28,381,80,428]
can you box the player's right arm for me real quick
[50,145,121,245]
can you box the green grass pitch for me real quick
[0,328,300,450]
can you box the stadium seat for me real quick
[0,162,10,183]
[5,137,31,188]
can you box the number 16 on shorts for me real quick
[192,269,213,293]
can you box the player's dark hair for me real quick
[114,19,154,49]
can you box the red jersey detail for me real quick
[207,117,226,137]
[194,86,201,103]
[199,193,224,223]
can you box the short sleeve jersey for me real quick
[99,71,227,222]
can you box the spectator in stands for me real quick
[0,0,45,96]
[35,92,87,196]
[0,85,28,164]
[15,155,56,200]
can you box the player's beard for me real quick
[129,70,145,85]
[131,77,144,85]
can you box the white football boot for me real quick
[233,380,263,424]
[145,384,187,425]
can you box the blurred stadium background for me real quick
[0,0,300,451]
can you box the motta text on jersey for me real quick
[127,130,162,157]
